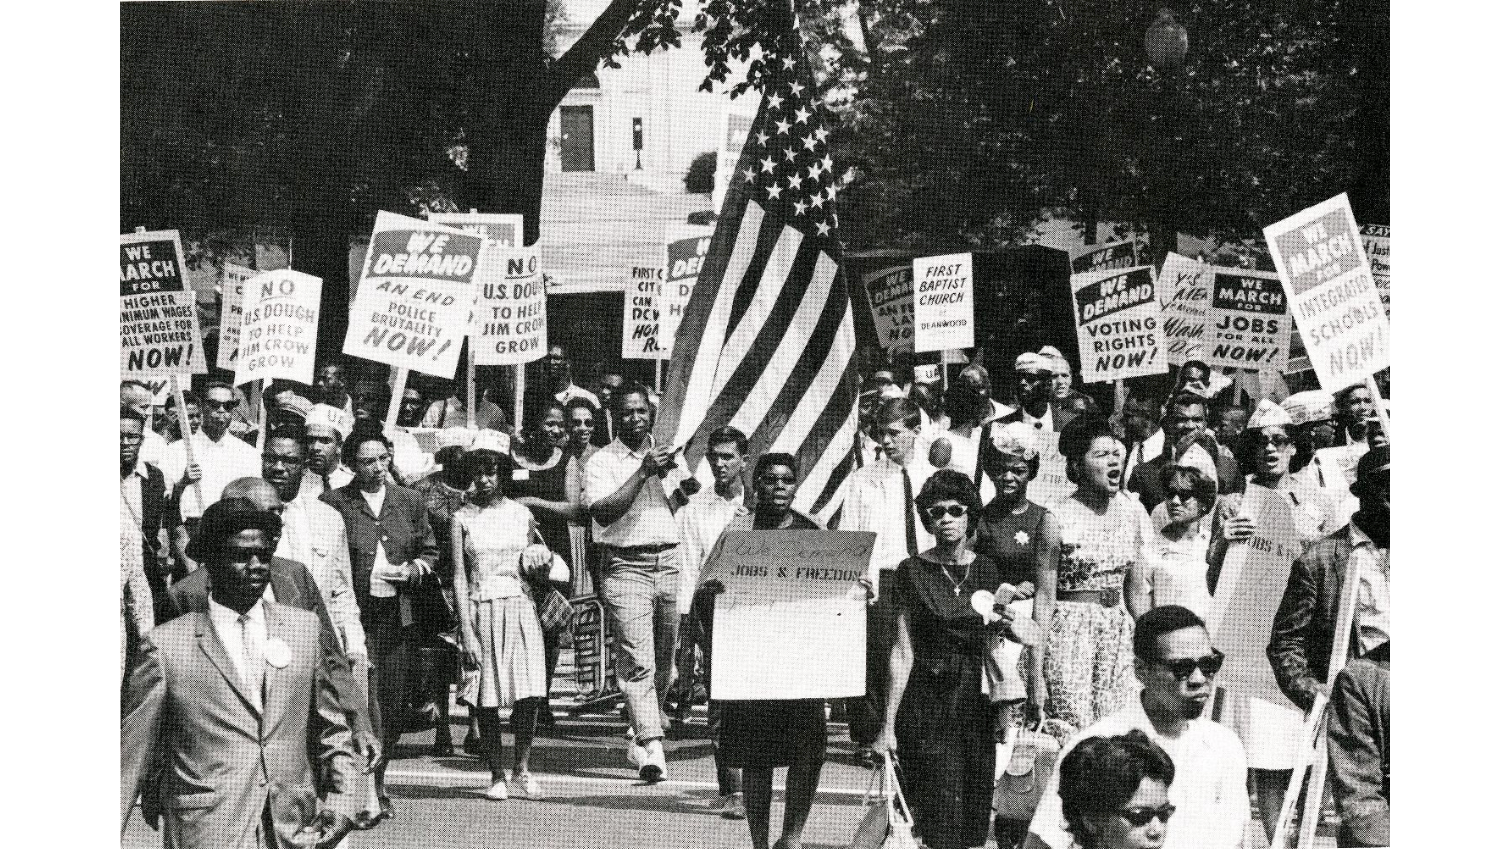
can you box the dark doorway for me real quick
[559,106,595,172]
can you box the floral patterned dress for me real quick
[1042,493,1155,737]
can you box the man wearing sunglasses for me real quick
[161,383,262,573]
[1026,605,1249,849]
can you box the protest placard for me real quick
[657,226,714,357]
[862,264,914,353]
[1071,265,1166,383]
[1206,268,1291,371]
[1359,223,1389,317]
[705,530,873,700]
[1071,238,1142,275]
[470,242,545,366]
[1263,194,1389,391]
[912,252,974,353]
[1155,254,1212,364]
[342,211,482,379]
[1207,486,1307,748]
[712,106,758,210]
[427,211,523,250]
[215,263,254,371]
[233,270,322,386]
[622,264,663,359]
[1026,430,1074,507]
[120,229,209,377]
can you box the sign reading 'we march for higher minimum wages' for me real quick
[120,229,208,378]
[1263,194,1389,391]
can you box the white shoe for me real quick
[639,744,666,783]
[514,771,542,799]
[485,779,510,801]
[716,792,746,819]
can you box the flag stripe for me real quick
[711,223,804,399]
[796,401,859,516]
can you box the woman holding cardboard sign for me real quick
[875,469,1034,849]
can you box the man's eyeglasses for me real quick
[120,433,145,445]
[1118,804,1176,826]
[925,504,968,519]
[204,400,239,411]
[1154,649,1225,680]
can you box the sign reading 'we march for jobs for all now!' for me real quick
[120,229,208,378]
[343,211,483,379]
[1263,194,1389,391]
[1206,269,1291,371]
[1072,265,1167,382]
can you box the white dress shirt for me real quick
[1029,695,1250,849]
[208,596,268,707]
[1347,522,1390,653]
[838,451,937,587]
[158,430,262,519]
[581,438,679,547]
[675,487,749,613]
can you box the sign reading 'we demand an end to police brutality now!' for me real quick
[1264,194,1389,391]
[120,229,208,378]
[1072,265,1167,383]
[344,211,483,379]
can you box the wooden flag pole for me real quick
[940,350,949,391]
[170,374,205,516]
[385,368,407,434]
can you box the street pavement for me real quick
[123,698,1332,848]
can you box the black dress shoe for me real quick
[432,738,455,757]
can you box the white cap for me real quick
[470,429,511,454]
[1246,398,1295,431]
[913,364,941,384]
[1281,390,1334,426]
[1014,352,1053,374]
[305,404,353,441]
[991,421,1041,460]
[436,427,477,451]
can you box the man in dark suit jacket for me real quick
[1125,392,1242,512]
[1268,446,1390,712]
[320,428,439,822]
[122,498,356,849]
[1001,352,1079,433]
[122,406,177,626]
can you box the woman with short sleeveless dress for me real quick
[452,445,554,801]
[1042,417,1155,738]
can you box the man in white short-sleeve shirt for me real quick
[581,385,682,783]
[1026,606,1249,849]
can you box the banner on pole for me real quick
[912,252,974,353]
[1206,269,1291,371]
[1071,238,1142,275]
[862,264,914,353]
[1263,194,1389,391]
[711,106,758,211]
[657,226,714,357]
[705,530,872,700]
[215,263,254,372]
[1155,253,1212,365]
[234,270,322,386]
[1072,265,1166,383]
[622,264,663,360]
[343,211,482,379]
[426,212,541,366]
[1359,223,1389,317]
[120,229,208,378]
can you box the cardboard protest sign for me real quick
[216,263,254,371]
[1263,194,1389,391]
[1071,266,1166,383]
[1207,486,1307,755]
[862,264,914,353]
[1155,254,1212,364]
[705,530,873,700]
[622,264,663,359]
[120,229,209,377]
[343,211,482,379]
[233,270,322,386]
[658,226,714,357]
[1206,269,1291,371]
[1025,430,1074,507]
[427,212,523,249]
[1071,238,1142,275]
[1359,223,1389,317]
[912,252,974,352]
[472,243,545,366]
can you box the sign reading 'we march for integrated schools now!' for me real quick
[343,211,483,379]
[1072,265,1167,382]
[1263,194,1389,391]
[120,229,208,378]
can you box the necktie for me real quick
[239,613,264,711]
[901,466,918,556]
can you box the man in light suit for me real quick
[122,498,357,849]
[320,427,439,822]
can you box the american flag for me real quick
[653,22,859,527]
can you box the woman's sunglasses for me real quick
[924,504,968,519]
[1118,803,1177,826]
